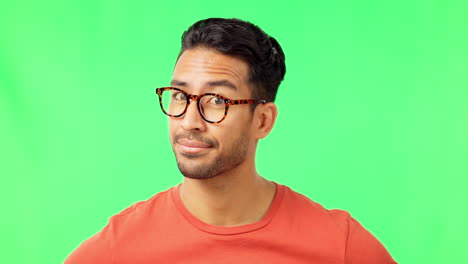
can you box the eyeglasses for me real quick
[155,87,267,123]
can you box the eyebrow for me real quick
[170,79,187,87]
[170,79,237,91]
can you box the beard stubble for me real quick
[174,132,250,180]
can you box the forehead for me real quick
[172,48,250,93]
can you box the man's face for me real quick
[169,47,255,180]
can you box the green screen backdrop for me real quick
[1,0,467,263]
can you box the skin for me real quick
[169,47,278,227]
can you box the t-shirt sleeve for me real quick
[63,222,113,264]
[344,215,398,264]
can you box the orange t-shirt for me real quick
[65,182,397,264]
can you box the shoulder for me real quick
[64,185,178,263]
[280,183,352,229]
[110,185,176,222]
[279,184,397,263]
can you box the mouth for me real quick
[177,138,213,155]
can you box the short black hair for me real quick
[177,18,286,107]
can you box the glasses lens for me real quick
[161,89,187,116]
[200,95,226,122]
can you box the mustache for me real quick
[173,132,218,148]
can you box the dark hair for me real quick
[177,18,286,108]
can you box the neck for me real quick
[179,159,276,227]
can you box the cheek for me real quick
[168,120,178,143]
[217,123,251,149]
[222,107,251,128]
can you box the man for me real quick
[65,18,397,263]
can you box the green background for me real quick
[1,0,467,263]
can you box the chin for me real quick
[177,164,220,180]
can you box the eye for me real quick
[207,96,225,105]
[173,91,186,101]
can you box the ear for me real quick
[253,102,278,139]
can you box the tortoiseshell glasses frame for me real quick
[155,87,267,124]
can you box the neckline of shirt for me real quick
[170,181,285,235]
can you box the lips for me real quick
[178,138,212,148]
[177,138,212,154]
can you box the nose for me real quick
[180,99,206,131]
